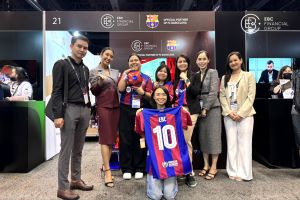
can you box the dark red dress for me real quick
[90,66,120,144]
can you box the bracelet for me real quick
[123,73,127,80]
[142,91,146,96]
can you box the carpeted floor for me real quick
[1,138,300,200]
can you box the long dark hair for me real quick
[172,54,192,103]
[14,67,29,84]
[150,86,172,109]
[155,65,171,85]
[276,65,291,83]
[224,52,246,88]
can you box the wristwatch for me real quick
[184,79,190,84]
[142,91,146,96]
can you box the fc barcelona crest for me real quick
[167,40,177,51]
[146,15,159,29]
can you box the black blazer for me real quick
[269,80,283,98]
[258,69,279,83]
[0,83,11,99]
[172,72,201,115]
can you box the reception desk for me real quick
[253,98,300,168]
[0,101,45,173]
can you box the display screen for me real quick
[141,58,176,82]
[0,60,37,87]
[248,58,292,83]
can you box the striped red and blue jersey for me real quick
[119,72,152,107]
[152,81,174,102]
[174,79,187,106]
[135,106,192,179]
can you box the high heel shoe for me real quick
[198,168,209,176]
[103,169,114,188]
[101,164,114,180]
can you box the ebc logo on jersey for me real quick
[159,117,166,122]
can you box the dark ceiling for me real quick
[3,0,299,54]
[2,0,300,11]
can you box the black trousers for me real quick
[119,103,146,174]
[292,114,300,150]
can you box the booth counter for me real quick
[0,101,45,173]
[253,98,300,168]
[192,98,300,170]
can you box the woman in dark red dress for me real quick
[89,47,120,188]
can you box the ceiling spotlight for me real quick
[74,31,80,36]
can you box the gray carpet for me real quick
[1,139,300,200]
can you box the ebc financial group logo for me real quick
[101,14,114,29]
[241,14,260,34]
[131,40,143,52]
[146,15,159,29]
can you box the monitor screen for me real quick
[0,60,37,87]
[248,58,292,83]
[141,58,176,82]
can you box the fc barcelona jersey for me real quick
[174,79,187,106]
[135,106,192,179]
[119,72,152,107]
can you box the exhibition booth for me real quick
[1,11,300,172]
[0,12,45,173]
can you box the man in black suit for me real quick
[0,83,11,99]
[258,60,279,83]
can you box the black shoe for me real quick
[177,175,186,180]
[186,174,197,187]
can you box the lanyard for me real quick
[67,57,86,87]
[12,82,20,96]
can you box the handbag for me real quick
[45,60,69,122]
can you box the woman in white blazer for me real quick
[219,52,256,181]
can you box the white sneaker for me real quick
[135,172,143,179]
[123,173,132,180]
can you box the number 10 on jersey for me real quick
[153,125,177,150]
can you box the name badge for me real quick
[230,101,238,114]
[140,138,146,148]
[82,86,89,104]
[132,92,141,108]
[200,99,203,109]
